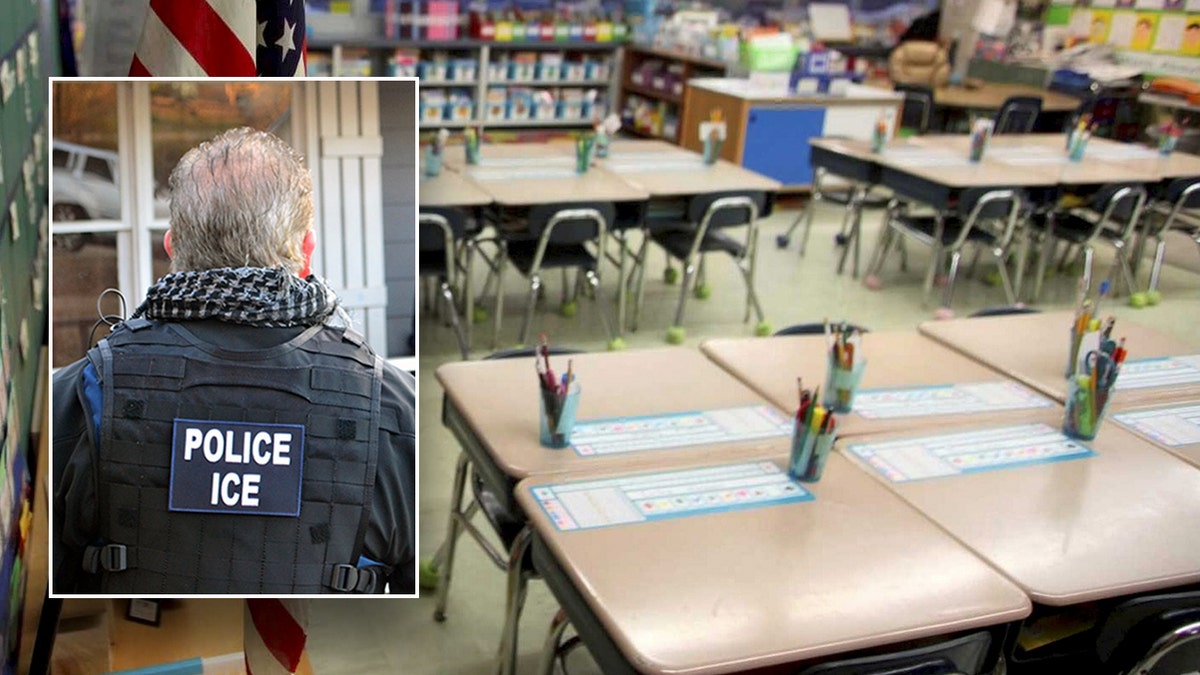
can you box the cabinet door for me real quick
[742,107,825,187]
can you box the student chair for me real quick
[1132,177,1200,304]
[779,167,891,279]
[774,322,870,336]
[865,188,1025,319]
[635,191,770,343]
[419,209,472,360]
[487,203,620,349]
[1093,590,1200,675]
[798,630,997,674]
[994,96,1043,134]
[895,83,936,135]
[428,346,586,675]
[1025,183,1147,303]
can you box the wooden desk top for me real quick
[600,150,781,197]
[436,348,791,480]
[842,414,1200,605]
[919,311,1200,406]
[419,169,493,208]
[934,82,1080,113]
[462,161,648,206]
[515,455,1030,674]
[701,331,1059,437]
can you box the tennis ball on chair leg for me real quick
[666,326,686,344]
[472,307,489,324]
[419,558,440,590]
[754,321,771,337]
[607,337,627,351]
[694,283,711,299]
[663,267,679,284]
[1146,290,1162,305]
[560,301,578,318]
[1128,292,1148,308]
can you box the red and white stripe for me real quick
[244,599,309,675]
[129,0,258,77]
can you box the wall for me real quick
[379,82,419,357]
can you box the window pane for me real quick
[52,81,121,223]
[52,233,119,368]
[150,82,293,191]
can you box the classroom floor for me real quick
[51,196,1200,674]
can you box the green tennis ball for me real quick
[560,301,578,318]
[663,268,679,284]
[472,307,489,324]
[666,326,686,344]
[754,321,772,337]
[418,559,440,590]
[607,337,627,351]
[984,271,1002,287]
[694,283,712,299]
[1146,290,1162,305]
[1128,292,1148,308]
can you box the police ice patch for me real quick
[169,419,305,516]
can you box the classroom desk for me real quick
[462,161,648,207]
[700,331,1059,437]
[919,311,1200,406]
[437,348,796,674]
[442,140,575,169]
[515,454,1031,674]
[839,412,1200,606]
[598,140,781,197]
[1109,400,1200,469]
[418,168,493,208]
[934,82,1080,114]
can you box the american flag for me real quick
[129,0,306,77]
[245,599,311,675]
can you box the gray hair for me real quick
[167,127,313,274]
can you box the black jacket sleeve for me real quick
[362,361,418,594]
[52,357,101,593]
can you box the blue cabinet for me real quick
[741,107,826,187]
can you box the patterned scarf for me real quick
[132,267,340,328]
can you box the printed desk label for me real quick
[1113,355,1200,391]
[531,461,812,531]
[570,405,791,457]
[854,382,1054,419]
[169,419,305,516]
[1113,404,1200,447]
[847,423,1094,483]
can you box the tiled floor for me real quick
[300,196,1200,674]
[53,196,1200,674]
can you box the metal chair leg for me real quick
[1081,246,1095,298]
[519,275,542,346]
[433,452,472,622]
[673,260,697,327]
[585,269,618,343]
[496,527,534,675]
[796,169,825,256]
[441,282,470,360]
[537,610,572,675]
[492,243,508,350]
[941,250,962,310]
[463,240,475,352]
[1148,237,1167,294]
[995,247,1018,305]
[836,187,864,276]
[631,236,652,332]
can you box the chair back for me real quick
[1095,590,1200,675]
[418,210,466,279]
[774,322,869,337]
[798,630,994,674]
[888,41,950,88]
[523,202,614,275]
[1088,183,1148,242]
[685,192,767,263]
[994,96,1042,134]
[953,188,1024,251]
[894,83,934,135]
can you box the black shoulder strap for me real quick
[347,353,384,585]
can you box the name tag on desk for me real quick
[169,419,306,516]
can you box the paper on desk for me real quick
[570,405,791,457]
[853,382,1055,420]
[1113,403,1200,447]
[1113,355,1200,390]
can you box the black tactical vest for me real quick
[83,318,384,594]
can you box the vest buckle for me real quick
[330,564,378,593]
[83,544,129,573]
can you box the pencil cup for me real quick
[968,120,993,163]
[465,142,480,165]
[1159,135,1178,157]
[703,136,723,165]
[788,417,818,480]
[822,360,866,413]
[595,134,610,159]
[575,137,595,174]
[1067,133,1088,163]
[424,147,442,177]
[1063,375,1106,441]
[800,433,836,482]
[539,382,581,449]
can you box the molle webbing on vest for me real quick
[89,320,382,594]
